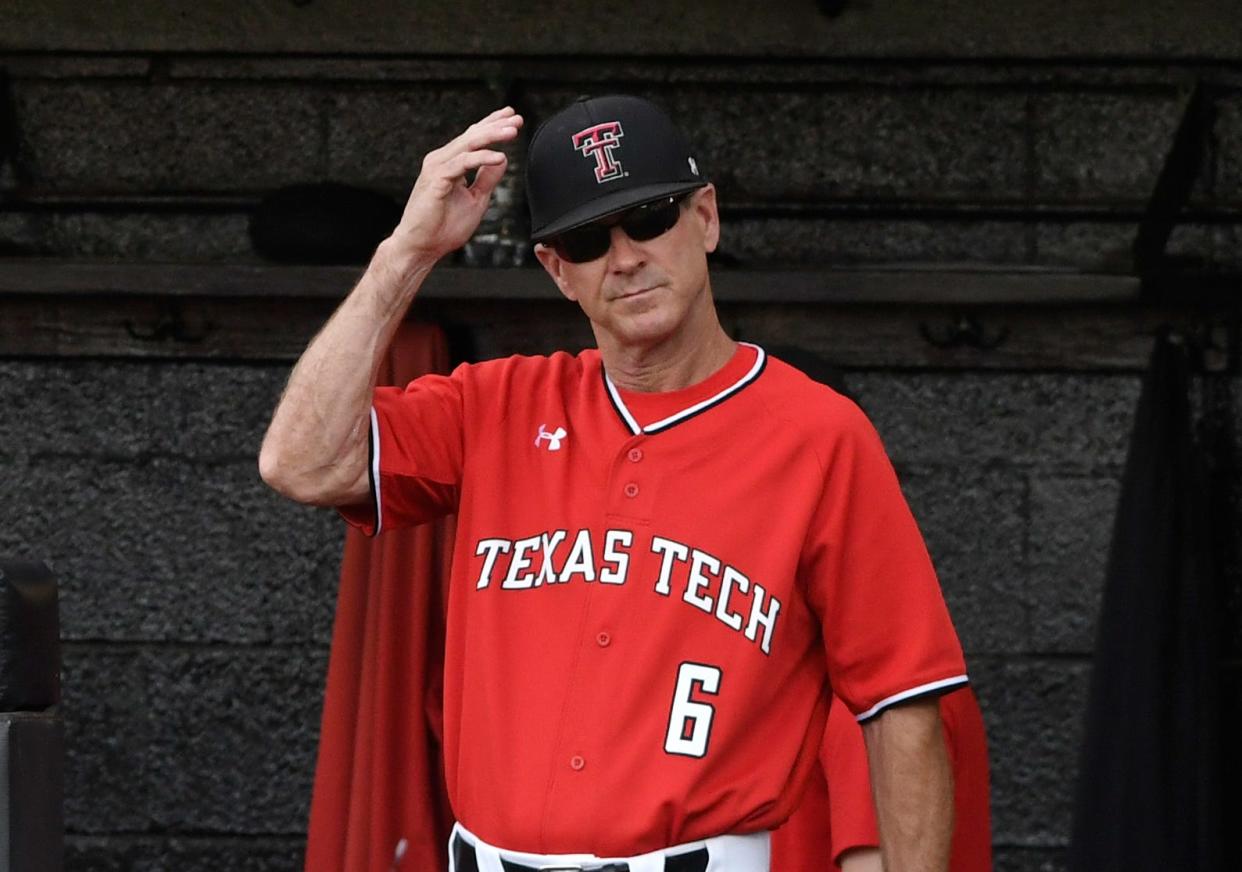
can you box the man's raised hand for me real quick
[390,106,524,264]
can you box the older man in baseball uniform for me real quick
[261,95,968,872]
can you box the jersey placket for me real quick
[536,431,657,844]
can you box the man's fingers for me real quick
[465,121,522,152]
[452,119,522,160]
[465,106,519,135]
[432,111,524,166]
[477,105,519,125]
[440,150,507,189]
[469,159,508,198]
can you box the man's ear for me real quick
[692,184,720,254]
[534,243,579,302]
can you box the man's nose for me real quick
[606,225,644,270]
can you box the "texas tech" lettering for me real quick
[473,529,781,655]
[650,535,780,655]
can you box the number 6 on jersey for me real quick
[664,662,722,758]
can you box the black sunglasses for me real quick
[547,194,690,264]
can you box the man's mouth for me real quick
[613,285,658,301]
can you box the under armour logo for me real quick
[535,424,568,451]
[572,121,625,183]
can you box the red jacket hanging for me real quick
[304,321,456,872]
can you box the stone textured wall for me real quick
[3,59,1241,271]
[2,4,1241,871]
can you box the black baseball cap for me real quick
[526,94,708,243]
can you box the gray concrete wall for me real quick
[2,7,1241,872]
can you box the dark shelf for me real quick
[0,260,1142,305]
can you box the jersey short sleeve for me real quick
[802,399,968,721]
[337,366,466,535]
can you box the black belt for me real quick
[452,833,709,872]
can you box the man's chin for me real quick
[600,313,679,349]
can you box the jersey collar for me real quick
[602,342,767,436]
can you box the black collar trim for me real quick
[602,343,767,436]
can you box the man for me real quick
[772,688,993,872]
[260,95,968,872]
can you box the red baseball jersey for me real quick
[339,342,967,857]
[771,688,992,872]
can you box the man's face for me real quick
[535,185,721,350]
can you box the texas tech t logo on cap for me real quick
[572,121,625,183]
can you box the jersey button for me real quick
[627,447,644,463]
[623,482,639,498]
[596,631,611,647]
[570,755,586,771]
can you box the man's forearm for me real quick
[258,240,434,506]
[861,699,953,872]
[259,105,521,506]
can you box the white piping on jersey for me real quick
[369,406,383,536]
[603,342,768,436]
[854,674,970,723]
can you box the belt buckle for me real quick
[539,861,630,872]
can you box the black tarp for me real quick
[1067,331,1223,872]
